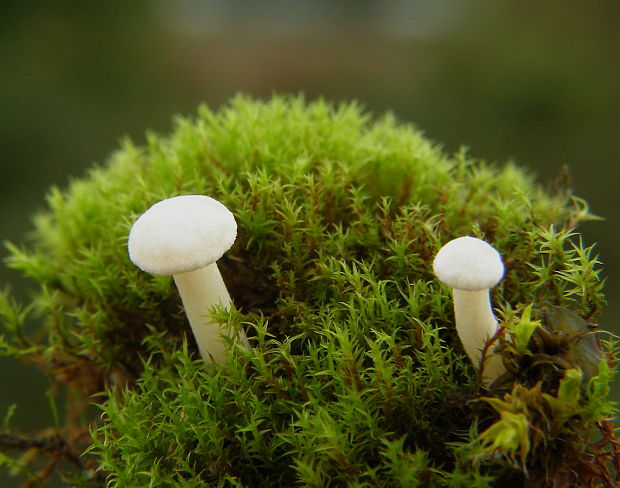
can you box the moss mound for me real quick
[0,95,617,487]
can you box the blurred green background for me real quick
[1,0,618,475]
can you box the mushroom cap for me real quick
[433,236,504,291]
[128,195,237,276]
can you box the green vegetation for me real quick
[0,96,617,487]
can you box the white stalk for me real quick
[452,288,504,379]
[173,263,249,363]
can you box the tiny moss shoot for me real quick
[0,95,617,487]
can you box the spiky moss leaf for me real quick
[94,324,462,488]
[0,95,612,486]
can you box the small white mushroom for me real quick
[433,236,505,380]
[127,195,249,363]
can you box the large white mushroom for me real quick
[433,236,505,380]
[128,195,249,363]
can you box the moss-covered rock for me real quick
[0,95,617,487]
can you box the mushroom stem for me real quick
[452,288,504,379]
[173,263,249,363]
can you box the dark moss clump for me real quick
[0,96,617,487]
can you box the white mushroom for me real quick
[432,236,505,380]
[128,195,249,363]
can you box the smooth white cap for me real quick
[128,195,237,276]
[433,236,504,291]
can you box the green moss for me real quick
[0,95,616,487]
